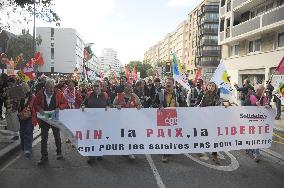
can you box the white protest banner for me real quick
[49,107,274,156]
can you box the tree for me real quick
[6,30,41,69]
[0,0,60,31]
[126,61,154,79]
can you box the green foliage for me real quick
[6,32,36,69]
[0,0,60,30]
[126,61,154,79]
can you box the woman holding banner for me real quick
[113,82,142,160]
[196,81,221,164]
[246,84,270,162]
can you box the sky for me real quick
[10,0,202,64]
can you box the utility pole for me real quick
[33,0,36,55]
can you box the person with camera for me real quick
[187,78,204,107]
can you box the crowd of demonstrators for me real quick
[0,69,282,166]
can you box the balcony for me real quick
[231,5,284,38]
[231,16,260,37]
[197,61,220,67]
[197,50,220,57]
[201,39,218,46]
[232,0,249,10]
[262,5,284,27]
[204,5,219,12]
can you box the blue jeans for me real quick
[19,118,34,152]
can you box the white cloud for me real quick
[167,0,200,8]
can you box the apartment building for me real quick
[36,27,98,74]
[219,0,284,86]
[144,0,220,82]
[196,1,220,82]
[99,48,121,74]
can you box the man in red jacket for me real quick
[34,79,69,165]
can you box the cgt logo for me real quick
[157,109,178,126]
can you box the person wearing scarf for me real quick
[196,82,221,164]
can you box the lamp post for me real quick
[33,0,36,56]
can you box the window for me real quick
[51,28,54,37]
[51,67,54,73]
[278,32,284,47]
[227,0,231,12]
[229,45,239,56]
[51,43,54,47]
[249,39,261,53]
[51,48,54,59]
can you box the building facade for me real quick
[219,0,284,86]
[196,1,220,82]
[99,48,121,74]
[144,0,220,82]
[36,27,98,74]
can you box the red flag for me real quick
[124,65,130,80]
[113,71,118,82]
[193,68,202,85]
[22,59,36,80]
[276,56,284,74]
[132,66,137,81]
[34,52,44,65]
[100,72,104,79]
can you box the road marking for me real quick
[0,136,41,175]
[184,152,239,172]
[145,154,166,188]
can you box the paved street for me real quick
[0,133,283,188]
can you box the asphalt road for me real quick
[0,134,283,188]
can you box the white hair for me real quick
[45,79,55,88]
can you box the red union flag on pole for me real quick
[132,66,137,81]
[124,65,130,80]
[193,68,202,85]
[22,59,36,80]
[34,52,44,66]
[276,56,284,74]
